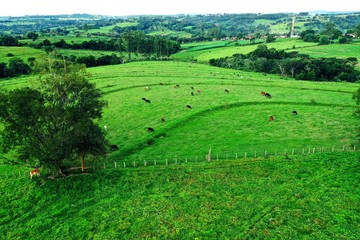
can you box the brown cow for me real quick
[30,168,40,179]
[269,116,274,121]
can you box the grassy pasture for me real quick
[173,38,318,62]
[57,49,122,58]
[0,152,359,239]
[0,60,359,239]
[81,61,359,163]
[287,41,360,68]
[88,22,139,34]
[0,46,45,63]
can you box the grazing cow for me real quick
[142,97,147,101]
[30,168,40,179]
[145,99,151,103]
[159,82,164,85]
[147,127,155,133]
[225,89,229,93]
[190,86,194,90]
[191,92,194,96]
[161,117,165,123]
[264,93,272,98]
[269,116,274,121]
[196,90,201,93]
[292,110,298,115]
[110,144,119,151]
[261,91,266,95]
[145,86,151,90]
[186,105,192,109]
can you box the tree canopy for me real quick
[0,53,108,176]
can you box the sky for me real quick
[1,0,358,17]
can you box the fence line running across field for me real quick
[97,144,359,170]
[1,145,358,179]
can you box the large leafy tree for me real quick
[0,53,108,176]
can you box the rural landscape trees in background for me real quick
[0,11,359,239]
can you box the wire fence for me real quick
[1,144,358,179]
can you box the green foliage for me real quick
[0,54,107,175]
[319,35,330,45]
[209,45,359,82]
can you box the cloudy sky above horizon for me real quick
[1,0,358,17]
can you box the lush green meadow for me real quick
[78,61,358,164]
[173,38,318,62]
[0,54,359,238]
[0,46,45,63]
[0,152,359,239]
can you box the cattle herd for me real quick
[142,84,298,133]
[29,80,300,178]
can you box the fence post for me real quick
[264,150,267,157]
[124,162,126,168]
[313,148,315,154]
[343,145,345,151]
[133,161,136,167]
[254,151,257,158]
[354,145,356,152]
[217,153,219,161]
[144,160,146,167]
[244,152,247,158]
[154,159,156,166]
[292,149,294,155]
[302,148,305,154]
[166,159,168,165]
[103,163,106,169]
[114,162,117,168]
[236,153,238,159]
[332,146,335,152]
[185,157,188,163]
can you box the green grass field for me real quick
[0,46,45,63]
[82,61,358,164]
[288,41,360,60]
[1,152,359,239]
[0,42,359,238]
[173,38,318,62]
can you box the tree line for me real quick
[33,30,181,60]
[0,53,125,79]
[209,44,359,82]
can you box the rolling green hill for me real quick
[1,57,359,240]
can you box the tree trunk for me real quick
[80,154,85,172]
